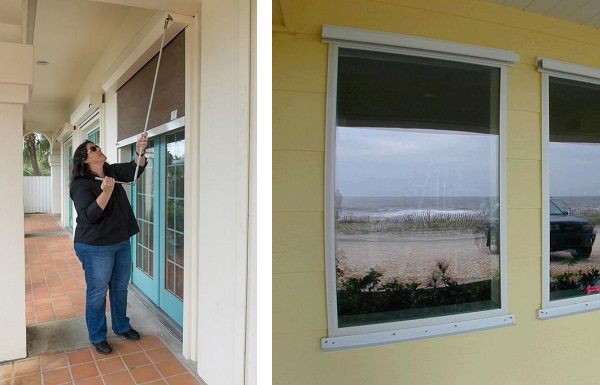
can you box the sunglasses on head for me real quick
[87,145,101,154]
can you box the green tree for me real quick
[23,133,51,176]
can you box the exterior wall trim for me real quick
[538,57,600,85]
[70,93,102,127]
[61,138,73,229]
[322,25,520,67]
[322,315,516,352]
[182,18,199,364]
[115,116,185,147]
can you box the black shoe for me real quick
[93,341,112,355]
[117,328,140,341]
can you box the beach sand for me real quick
[337,230,600,286]
[336,231,498,286]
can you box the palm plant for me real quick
[23,133,51,176]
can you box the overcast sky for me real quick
[550,142,600,196]
[335,127,499,197]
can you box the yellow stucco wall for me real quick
[273,0,600,384]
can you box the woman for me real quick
[70,134,148,354]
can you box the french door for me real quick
[131,130,185,326]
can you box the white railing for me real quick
[24,176,52,213]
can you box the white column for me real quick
[0,41,32,362]
[50,153,61,214]
[193,0,251,384]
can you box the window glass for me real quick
[333,48,502,328]
[88,128,100,145]
[549,77,600,301]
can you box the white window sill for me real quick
[539,299,600,320]
[321,314,516,352]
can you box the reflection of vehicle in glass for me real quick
[485,199,596,258]
[549,199,596,259]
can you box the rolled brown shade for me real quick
[117,30,185,142]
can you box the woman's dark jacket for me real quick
[70,160,146,246]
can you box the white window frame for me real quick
[79,109,102,150]
[322,25,518,351]
[62,137,73,230]
[538,58,600,320]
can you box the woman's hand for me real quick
[101,177,115,195]
[97,176,115,210]
[136,133,148,154]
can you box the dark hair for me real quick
[71,140,110,183]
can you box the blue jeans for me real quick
[74,240,132,344]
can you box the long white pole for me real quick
[131,14,172,185]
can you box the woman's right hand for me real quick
[101,177,115,195]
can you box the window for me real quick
[88,128,100,145]
[322,26,517,350]
[539,59,600,318]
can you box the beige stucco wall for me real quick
[0,41,32,362]
[273,0,600,384]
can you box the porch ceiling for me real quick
[26,0,131,135]
[91,0,201,15]
[0,0,22,26]
[482,0,600,28]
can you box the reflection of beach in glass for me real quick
[334,128,500,327]
[548,198,600,301]
[548,76,600,301]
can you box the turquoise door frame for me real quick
[130,131,184,326]
[68,145,73,228]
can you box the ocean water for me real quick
[337,196,494,220]
[337,196,600,220]
[554,196,600,210]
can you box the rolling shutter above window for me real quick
[117,31,185,142]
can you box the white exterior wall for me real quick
[0,104,27,361]
[195,0,251,383]
[60,137,72,228]
[50,154,61,214]
[103,92,119,163]
[0,40,32,362]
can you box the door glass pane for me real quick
[167,231,175,262]
[144,249,149,272]
[167,201,174,231]
[165,131,185,300]
[175,201,184,233]
[549,77,600,301]
[136,140,155,278]
[175,233,184,266]
[175,266,184,299]
[136,244,143,270]
[166,261,175,292]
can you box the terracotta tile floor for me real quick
[24,214,127,325]
[25,214,64,235]
[0,335,202,385]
